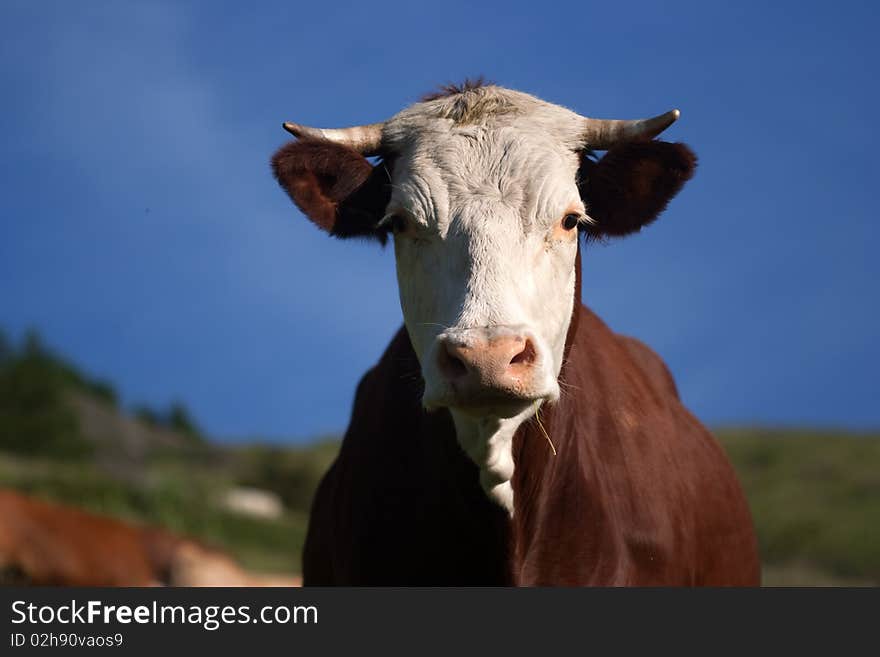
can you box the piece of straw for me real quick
[534,401,557,456]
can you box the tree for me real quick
[0,327,11,366]
[0,329,91,459]
[167,402,202,441]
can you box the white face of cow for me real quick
[385,126,584,419]
[272,84,691,509]
[375,88,602,422]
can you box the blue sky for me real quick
[1,1,877,440]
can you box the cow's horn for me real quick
[580,109,680,150]
[281,121,384,155]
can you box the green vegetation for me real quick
[133,401,204,443]
[0,328,319,573]
[233,440,340,514]
[0,330,94,459]
[0,327,877,583]
[717,428,880,585]
[0,449,315,573]
[0,329,206,460]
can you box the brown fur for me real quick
[271,139,391,242]
[510,252,758,584]
[579,141,697,237]
[0,490,301,587]
[0,489,175,586]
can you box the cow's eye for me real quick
[562,213,581,231]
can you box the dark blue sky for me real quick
[2,1,877,440]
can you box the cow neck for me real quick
[448,243,584,516]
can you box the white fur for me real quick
[382,88,584,513]
[450,407,536,514]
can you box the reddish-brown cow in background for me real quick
[0,489,176,586]
[272,82,759,585]
[0,489,300,586]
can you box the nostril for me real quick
[509,338,537,367]
[437,343,469,380]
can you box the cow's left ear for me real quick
[271,138,391,242]
[578,141,697,238]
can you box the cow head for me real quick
[272,84,695,423]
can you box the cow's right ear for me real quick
[271,139,391,242]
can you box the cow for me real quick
[271,81,760,585]
[0,489,301,586]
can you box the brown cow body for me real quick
[0,490,301,586]
[0,490,176,586]
[304,250,759,585]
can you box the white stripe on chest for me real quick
[450,407,535,515]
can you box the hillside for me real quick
[0,329,334,573]
[0,329,877,584]
[717,428,880,585]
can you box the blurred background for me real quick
[1,0,877,585]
